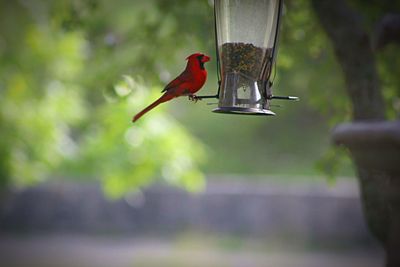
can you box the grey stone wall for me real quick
[0,178,376,246]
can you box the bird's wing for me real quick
[161,70,191,93]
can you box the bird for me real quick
[132,53,210,122]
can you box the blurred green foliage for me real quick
[0,0,211,196]
[1,0,399,194]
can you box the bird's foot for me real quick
[188,95,201,103]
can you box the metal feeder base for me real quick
[212,107,276,116]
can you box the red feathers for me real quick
[132,53,210,123]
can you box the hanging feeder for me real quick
[197,0,298,115]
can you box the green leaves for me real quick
[0,1,207,196]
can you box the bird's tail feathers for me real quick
[132,93,173,122]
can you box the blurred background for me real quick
[1,0,399,266]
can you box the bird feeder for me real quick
[197,0,298,115]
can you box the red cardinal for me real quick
[132,53,210,122]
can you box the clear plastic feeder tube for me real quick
[213,0,282,115]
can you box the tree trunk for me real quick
[311,0,386,121]
[311,1,400,267]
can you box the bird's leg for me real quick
[188,94,201,103]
